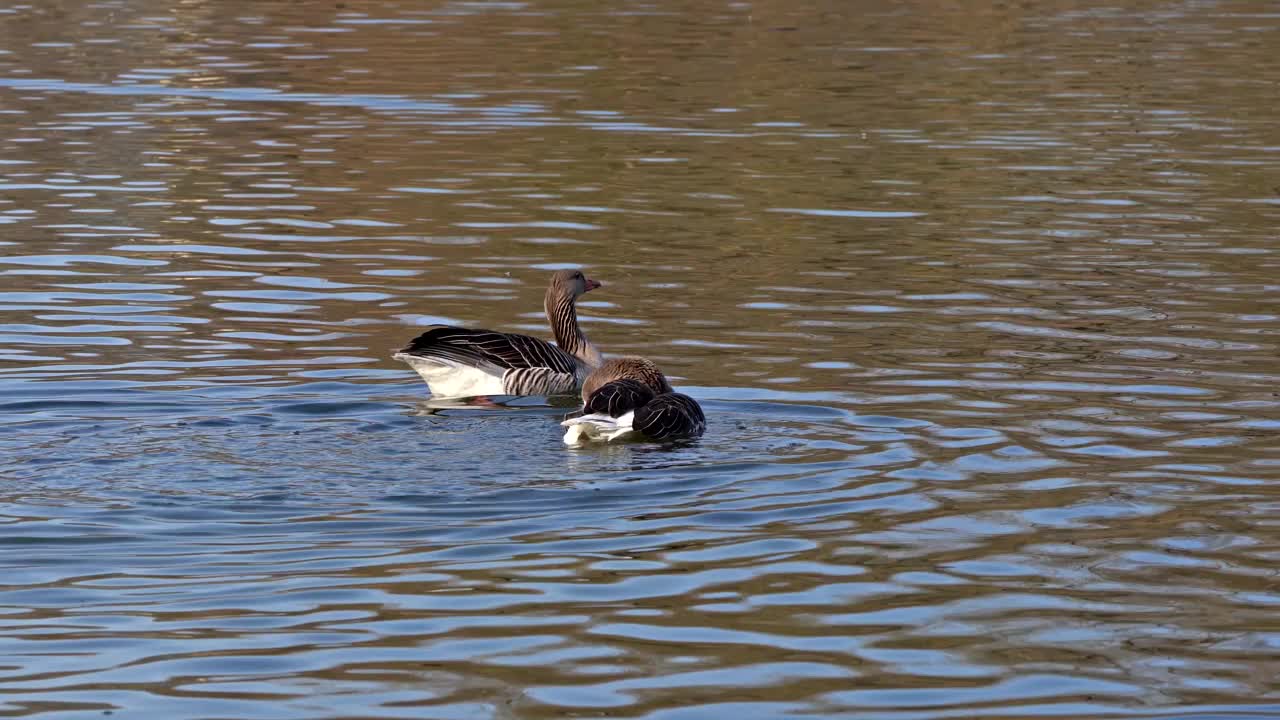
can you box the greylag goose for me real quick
[393,269,603,397]
[561,357,705,444]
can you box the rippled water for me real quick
[3,0,1279,717]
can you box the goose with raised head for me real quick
[561,357,705,444]
[393,269,603,398]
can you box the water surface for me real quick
[2,0,1279,717]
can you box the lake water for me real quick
[2,0,1279,717]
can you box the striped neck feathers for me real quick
[546,288,602,368]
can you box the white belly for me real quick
[394,355,507,397]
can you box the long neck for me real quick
[546,289,602,368]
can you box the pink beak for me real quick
[584,278,602,292]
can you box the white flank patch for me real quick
[393,354,506,397]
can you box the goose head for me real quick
[544,269,604,368]
[547,269,601,302]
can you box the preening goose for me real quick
[393,269,603,398]
[580,356,673,402]
[561,358,705,444]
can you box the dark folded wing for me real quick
[633,393,706,440]
[584,379,656,417]
[397,325,578,374]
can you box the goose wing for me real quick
[583,379,656,417]
[502,366,581,396]
[633,393,706,440]
[396,325,579,375]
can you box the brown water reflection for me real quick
[2,0,1279,717]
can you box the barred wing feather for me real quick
[502,367,579,396]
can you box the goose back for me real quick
[581,356,672,403]
[399,326,581,376]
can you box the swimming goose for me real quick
[561,358,705,444]
[394,269,603,397]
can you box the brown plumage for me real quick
[581,356,673,404]
[563,357,705,443]
[393,269,603,397]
